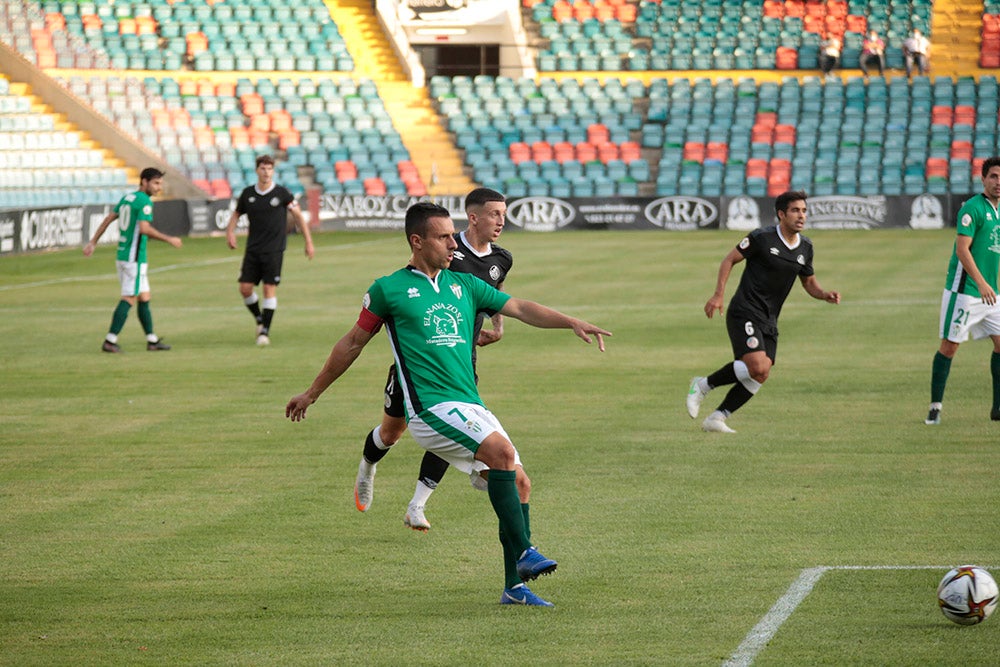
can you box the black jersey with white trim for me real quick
[449,231,513,336]
[728,225,815,332]
[236,183,297,254]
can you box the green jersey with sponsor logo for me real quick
[114,190,154,263]
[364,267,511,417]
[945,193,1000,297]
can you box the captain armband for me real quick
[357,307,383,334]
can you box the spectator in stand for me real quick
[859,30,886,79]
[903,28,931,78]
[819,35,842,80]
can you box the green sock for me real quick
[522,503,531,542]
[499,527,520,589]
[931,351,952,404]
[487,470,529,556]
[137,300,154,336]
[991,353,1000,412]
[109,300,131,335]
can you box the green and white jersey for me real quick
[114,190,154,263]
[363,267,511,418]
[945,194,1000,297]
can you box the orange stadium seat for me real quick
[954,105,976,125]
[931,105,953,126]
[210,179,232,198]
[706,142,729,162]
[683,142,706,162]
[364,178,387,195]
[335,160,358,181]
[776,47,798,69]
[845,14,866,34]
[576,142,597,162]
[614,3,635,21]
[509,141,531,163]
[553,141,576,163]
[925,158,948,178]
[532,141,554,162]
[597,142,619,163]
[951,141,973,160]
[803,15,825,34]
[785,0,806,18]
[746,158,769,179]
[278,129,300,150]
[763,0,784,19]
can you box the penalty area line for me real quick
[722,565,954,667]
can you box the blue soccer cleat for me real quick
[516,546,557,581]
[500,584,554,607]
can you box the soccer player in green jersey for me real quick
[83,167,183,353]
[286,202,610,607]
[926,156,1000,425]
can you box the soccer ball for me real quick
[937,566,999,625]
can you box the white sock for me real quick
[733,361,762,394]
[359,458,376,477]
[372,427,391,450]
[243,293,258,305]
[410,480,434,507]
[262,297,277,310]
[698,377,711,393]
[146,334,159,343]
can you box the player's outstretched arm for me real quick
[705,248,744,318]
[225,210,240,250]
[82,212,118,256]
[800,275,841,304]
[290,206,315,260]
[500,297,611,351]
[139,221,182,248]
[286,324,376,421]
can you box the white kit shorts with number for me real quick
[116,260,149,297]
[408,401,521,479]
[940,289,1000,342]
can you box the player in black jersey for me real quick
[686,191,841,433]
[226,155,314,346]
[353,188,525,531]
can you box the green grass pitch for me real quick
[2,228,999,665]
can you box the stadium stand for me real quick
[0,0,999,207]
[0,73,130,207]
[532,0,933,73]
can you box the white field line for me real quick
[0,238,395,292]
[723,565,959,667]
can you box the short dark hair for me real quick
[256,155,275,167]
[405,202,450,241]
[465,187,505,210]
[775,190,808,216]
[982,157,1000,177]
[139,167,164,182]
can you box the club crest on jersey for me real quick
[489,265,501,281]
[423,303,465,347]
[747,336,759,349]
[739,237,750,250]
[270,196,281,207]
[450,284,463,299]
[797,254,805,265]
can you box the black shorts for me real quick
[383,364,405,419]
[726,310,778,363]
[238,250,283,286]
[382,362,478,419]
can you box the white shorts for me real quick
[116,260,149,297]
[939,290,1000,342]
[408,401,521,479]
